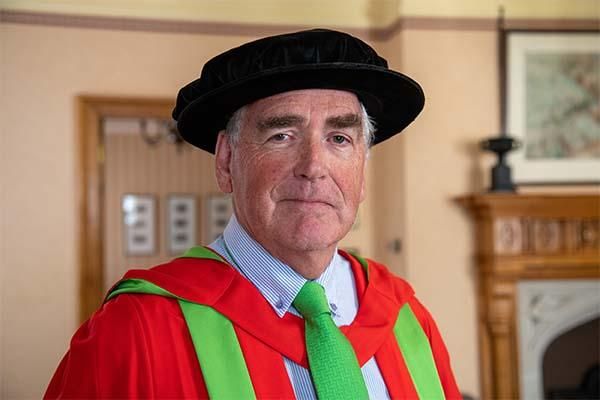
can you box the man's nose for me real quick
[293,138,327,181]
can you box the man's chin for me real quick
[273,227,347,253]
[265,213,356,252]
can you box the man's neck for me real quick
[228,214,337,280]
[261,244,336,280]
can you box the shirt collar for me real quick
[221,214,342,317]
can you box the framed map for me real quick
[505,30,599,184]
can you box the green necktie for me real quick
[293,281,369,400]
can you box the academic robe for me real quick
[45,250,461,399]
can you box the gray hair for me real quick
[224,102,376,149]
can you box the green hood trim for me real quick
[106,246,256,399]
[394,304,445,399]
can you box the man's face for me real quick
[215,89,367,260]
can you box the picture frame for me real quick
[167,194,197,255]
[504,30,599,184]
[122,194,157,256]
[204,194,233,243]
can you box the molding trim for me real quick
[2,10,598,40]
[403,17,600,31]
[0,10,308,37]
[502,18,600,31]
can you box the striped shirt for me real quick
[209,214,390,399]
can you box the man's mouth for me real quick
[281,198,334,208]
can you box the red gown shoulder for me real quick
[45,293,208,399]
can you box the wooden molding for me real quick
[77,96,173,323]
[2,10,599,41]
[457,193,600,399]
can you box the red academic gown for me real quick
[45,250,461,399]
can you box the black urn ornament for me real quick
[480,136,521,192]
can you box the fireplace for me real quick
[518,280,600,399]
[458,194,599,399]
[544,319,599,399]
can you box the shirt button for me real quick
[275,299,284,309]
[330,303,337,311]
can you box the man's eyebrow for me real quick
[256,114,305,131]
[325,113,362,130]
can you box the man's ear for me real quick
[214,131,233,193]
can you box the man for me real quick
[46,29,460,399]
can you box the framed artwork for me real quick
[122,194,157,256]
[167,194,197,254]
[505,30,599,184]
[204,194,233,242]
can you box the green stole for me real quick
[106,247,445,399]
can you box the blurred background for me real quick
[1,1,599,398]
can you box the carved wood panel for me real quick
[493,217,599,255]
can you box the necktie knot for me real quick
[293,281,330,320]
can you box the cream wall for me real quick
[399,29,499,395]
[0,24,262,398]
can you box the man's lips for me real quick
[280,198,335,208]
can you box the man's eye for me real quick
[269,133,289,142]
[331,135,349,144]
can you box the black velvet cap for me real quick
[173,28,425,153]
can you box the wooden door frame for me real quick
[77,96,173,322]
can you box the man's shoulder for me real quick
[67,293,186,371]
[107,253,235,304]
[92,291,183,331]
[77,253,233,352]
[46,288,205,398]
[145,248,231,277]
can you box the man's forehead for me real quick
[245,89,362,119]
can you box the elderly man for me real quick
[46,29,460,399]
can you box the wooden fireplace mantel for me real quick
[457,193,599,400]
